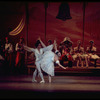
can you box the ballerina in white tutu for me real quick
[24,38,56,83]
[40,50,66,83]
[39,38,66,83]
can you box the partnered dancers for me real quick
[23,38,66,83]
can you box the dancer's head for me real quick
[19,37,24,43]
[35,40,41,49]
[55,51,61,57]
[89,40,94,46]
[77,40,81,46]
[47,40,52,45]
[5,37,9,43]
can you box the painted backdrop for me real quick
[0,1,100,52]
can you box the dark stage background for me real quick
[0,1,100,52]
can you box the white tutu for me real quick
[88,53,100,59]
[40,51,55,76]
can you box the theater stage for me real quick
[0,70,100,99]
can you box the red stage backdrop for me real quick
[0,2,100,53]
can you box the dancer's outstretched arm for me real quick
[54,54,67,69]
[38,37,46,48]
[23,45,35,53]
[56,60,67,69]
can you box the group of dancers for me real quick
[23,37,100,83]
[24,37,66,83]
[59,37,100,68]
[0,36,100,83]
[0,37,25,74]
[0,36,66,83]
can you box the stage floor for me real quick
[0,74,100,99]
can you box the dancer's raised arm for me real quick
[54,39,57,51]
[38,37,46,48]
[54,39,61,57]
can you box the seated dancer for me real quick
[23,38,55,83]
[72,40,88,67]
[38,38,66,83]
[60,37,73,67]
[86,40,100,67]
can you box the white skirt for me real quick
[40,51,55,76]
[88,53,100,59]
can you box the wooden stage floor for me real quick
[0,72,100,99]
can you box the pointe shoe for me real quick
[32,79,37,83]
[40,80,45,83]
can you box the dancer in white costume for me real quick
[39,38,66,83]
[24,39,55,83]
[40,50,66,83]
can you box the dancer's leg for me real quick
[36,62,45,83]
[81,60,84,67]
[48,75,51,83]
[32,69,37,82]
[77,60,79,67]
[79,56,83,67]
[85,56,88,67]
